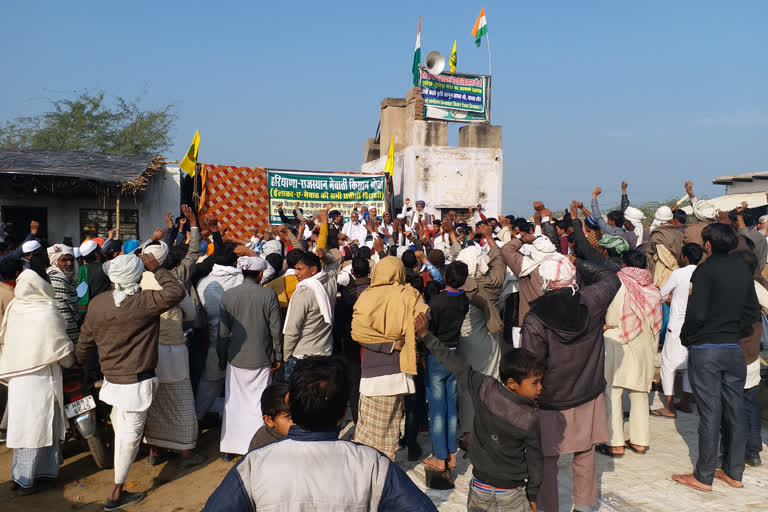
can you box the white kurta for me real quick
[220,364,272,455]
[604,285,660,392]
[341,221,368,246]
[659,265,696,374]
[6,363,67,449]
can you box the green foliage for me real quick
[0,91,176,155]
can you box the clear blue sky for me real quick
[2,1,766,215]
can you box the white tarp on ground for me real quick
[681,192,768,215]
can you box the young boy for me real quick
[248,383,293,451]
[415,312,544,512]
[422,261,470,472]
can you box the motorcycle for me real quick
[62,369,112,469]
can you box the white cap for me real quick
[79,240,98,257]
[237,256,268,271]
[21,240,41,253]
[73,248,82,258]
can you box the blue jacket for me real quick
[203,427,437,512]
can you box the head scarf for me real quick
[260,239,283,257]
[616,267,662,344]
[237,256,268,272]
[103,254,144,307]
[519,236,557,277]
[598,234,630,255]
[79,240,98,257]
[692,199,716,222]
[457,245,490,279]
[651,206,673,231]
[0,270,74,380]
[46,244,74,268]
[538,254,578,295]
[623,206,646,247]
[143,241,169,266]
[122,240,140,255]
[350,256,429,376]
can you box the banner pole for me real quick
[486,32,492,77]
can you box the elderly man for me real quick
[402,198,433,229]
[218,256,282,457]
[77,253,185,511]
[46,244,80,342]
[646,206,684,288]
[341,210,368,246]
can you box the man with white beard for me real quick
[46,244,80,342]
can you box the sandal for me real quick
[671,473,711,492]
[421,456,447,471]
[625,442,648,454]
[596,444,624,458]
[650,408,676,419]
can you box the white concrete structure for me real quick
[713,171,768,194]
[362,145,503,219]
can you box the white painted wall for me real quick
[362,145,503,218]
[0,166,180,244]
[723,181,768,195]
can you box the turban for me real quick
[457,245,490,279]
[103,254,144,307]
[539,254,578,294]
[200,241,209,254]
[91,237,105,247]
[143,241,169,265]
[519,236,557,277]
[237,256,268,272]
[122,240,140,255]
[22,240,42,254]
[598,234,630,254]
[692,199,716,222]
[415,200,426,208]
[396,214,405,220]
[260,239,283,257]
[73,248,82,258]
[47,244,74,267]
[79,240,98,257]
[585,216,600,231]
[651,206,673,231]
[623,207,646,247]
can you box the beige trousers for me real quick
[605,386,650,447]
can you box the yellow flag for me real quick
[449,40,457,73]
[179,130,200,177]
[384,137,395,176]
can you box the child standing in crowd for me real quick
[248,383,293,451]
[421,261,470,472]
[416,313,543,512]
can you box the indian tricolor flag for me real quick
[472,8,487,48]
[412,18,421,87]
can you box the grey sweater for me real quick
[219,280,283,369]
[282,277,333,360]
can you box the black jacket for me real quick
[420,332,542,502]
[681,252,760,346]
[428,290,469,348]
[520,260,621,410]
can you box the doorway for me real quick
[1,206,48,244]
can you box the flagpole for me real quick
[486,32,492,76]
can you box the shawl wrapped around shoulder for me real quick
[351,256,429,375]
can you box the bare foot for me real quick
[714,469,744,488]
[422,456,446,471]
[672,473,712,492]
[447,453,457,469]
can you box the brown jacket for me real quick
[76,268,186,384]
[502,239,545,327]
[463,243,506,335]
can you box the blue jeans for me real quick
[426,354,457,460]
[745,385,763,460]
[689,346,746,485]
[283,357,300,382]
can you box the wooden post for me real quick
[115,196,121,239]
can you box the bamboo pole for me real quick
[115,197,121,239]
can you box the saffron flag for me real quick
[449,40,457,73]
[472,8,487,48]
[385,137,395,176]
[179,130,200,177]
[412,18,421,87]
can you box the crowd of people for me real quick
[0,180,765,511]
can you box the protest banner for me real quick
[267,170,387,223]
[419,69,490,123]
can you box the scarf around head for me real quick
[351,256,429,376]
[538,253,578,294]
[519,237,556,277]
[104,254,145,307]
[616,267,662,344]
[599,234,630,254]
[457,244,490,279]
[0,270,74,380]
[47,244,74,268]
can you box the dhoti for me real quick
[220,364,271,455]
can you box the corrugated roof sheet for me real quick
[712,171,768,185]
[0,149,160,184]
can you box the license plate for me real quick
[65,395,96,419]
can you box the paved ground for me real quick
[1,384,766,511]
